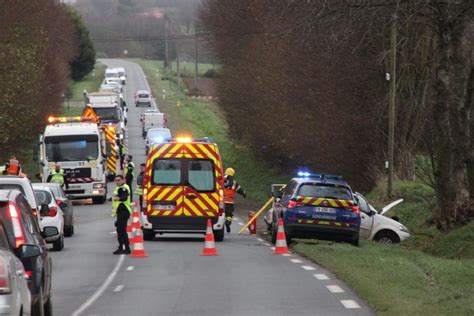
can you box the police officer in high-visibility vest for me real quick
[223,167,246,233]
[47,163,69,189]
[135,163,146,212]
[117,138,125,170]
[111,175,132,255]
[125,154,135,202]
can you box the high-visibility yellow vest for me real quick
[112,184,132,216]
[134,185,143,196]
[50,169,65,185]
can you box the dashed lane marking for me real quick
[313,274,330,280]
[301,265,316,271]
[257,238,263,242]
[290,259,302,263]
[264,243,271,246]
[113,285,124,292]
[327,285,344,293]
[126,266,134,271]
[282,253,292,256]
[71,254,125,316]
[340,300,361,309]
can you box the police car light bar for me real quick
[297,171,343,181]
[47,116,98,124]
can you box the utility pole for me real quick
[164,15,169,71]
[388,14,397,198]
[176,49,180,96]
[194,29,199,92]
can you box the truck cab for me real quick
[38,117,107,204]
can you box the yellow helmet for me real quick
[225,168,235,177]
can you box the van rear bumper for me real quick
[143,214,225,233]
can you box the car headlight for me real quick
[399,225,409,233]
[93,183,104,189]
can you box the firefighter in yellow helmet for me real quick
[223,167,246,233]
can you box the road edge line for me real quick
[71,254,125,316]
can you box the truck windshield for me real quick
[45,135,99,162]
[94,107,120,123]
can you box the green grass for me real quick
[60,106,84,117]
[135,59,287,203]
[153,60,218,78]
[294,240,474,315]
[69,62,106,101]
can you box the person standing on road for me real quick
[117,139,125,170]
[111,175,132,255]
[223,167,246,233]
[125,154,135,201]
[47,163,69,190]
[135,163,146,212]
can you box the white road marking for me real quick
[314,274,330,280]
[282,253,292,256]
[264,243,270,246]
[113,285,124,292]
[290,259,302,263]
[109,231,116,235]
[126,266,134,271]
[340,300,361,309]
[257,238,263,242]
[327,285,344,293]
[71,255,125,316]
[301,265,316,271]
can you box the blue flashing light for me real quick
[296,171,343,181]
[297,171,312,178]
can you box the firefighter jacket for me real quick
[224,175,246,204]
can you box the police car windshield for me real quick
[45,135,99,162]
[94,107,119,122]
[298,183,352,200]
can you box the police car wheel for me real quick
[143,229,155,241]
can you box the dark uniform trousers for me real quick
[116,205,131,247]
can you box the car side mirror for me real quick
[15,244,42,259]
[40,204,49,216]
[42,226,59,242]
[369,210,377,216]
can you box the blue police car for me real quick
[271,172,361,246]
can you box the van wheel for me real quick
[43,295,52,316]
[92,196,105,204]
[214,228,224,242]
[374,230,399,244]
[32,287,44,316]
[143,229,155,241]
[53,235,64,251]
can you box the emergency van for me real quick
[142,137,226,241]
[38,117,108,204]
[141,110,167,137]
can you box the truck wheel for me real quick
[92,196,106,204]
[143,229,155,241]
[214,228,225,242]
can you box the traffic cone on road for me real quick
[273,217,290,255]
[129,227,148,258]
[127,222,135,245]
[131,201,141,231]
[201,219,219,256]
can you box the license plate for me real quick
[153,204,175,211]
[314,207,336,213]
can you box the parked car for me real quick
[33,183,74,237]
[135,90,152,107]
[145,128,172,154]
[0,221,31,316]
[0,189,56,316]
[271,172,361,246]
[354,192,410,244]
[33,186,64,251]
[0,176,42,229]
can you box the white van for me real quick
[113,67,126,85]
[141,111,167,137]
[105,69,119,80]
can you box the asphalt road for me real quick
[49,59,375,316]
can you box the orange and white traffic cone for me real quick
[201,219,219,256]
[273,217,290,255]
[129,227,148,258]
[127,221,135,245]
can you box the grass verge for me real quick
[69,62,106,101]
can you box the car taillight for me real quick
[48,206,58,217]
[24,271,33,280]
[8,203,26,248]
[0,255,11,294]
[351,205,360,214]
[56,199,64,206]
[287,200,304,209]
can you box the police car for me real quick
[271,172,361,246]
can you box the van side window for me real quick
[152,159,181,185]
[188,160,215,192]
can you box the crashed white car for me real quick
[354,192,410,244]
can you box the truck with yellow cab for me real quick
[37,116,108,204]
[142,137,226,241]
